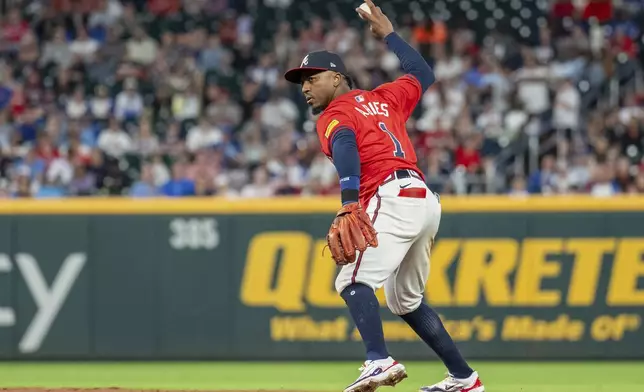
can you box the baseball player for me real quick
[284,1,484,392]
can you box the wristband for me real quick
[340,176,360,205]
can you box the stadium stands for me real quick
[0,0,642,197]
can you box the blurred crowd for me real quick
[0,0,643,198]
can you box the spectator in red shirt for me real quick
[35,134,60,165]
[583,0,613,23]
[612,28,638,59]
[9,87,26,119]
[454,138,481,173]
[551,0,576,19]
[1,8,29,44]
[147,0,181,15]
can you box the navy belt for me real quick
[394,169,422,180]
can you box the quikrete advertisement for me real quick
[239,233,644,347]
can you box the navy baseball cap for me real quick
[284,50,348,84]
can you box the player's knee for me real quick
[339,282,375,304]
[335,276,375,295]
[386,293,423,316]
[335,276,348,295]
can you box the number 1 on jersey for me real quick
[378,122,405,158]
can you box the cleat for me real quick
[343,356,407,392]
[419,371,484,392]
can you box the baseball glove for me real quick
[326,202,378,265]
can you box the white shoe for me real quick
[343,356,407,392]
[419,371,484,392]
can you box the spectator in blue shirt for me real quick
[130,164,160,197]
[35,177,66,198]
[17,149,46,181]
[17,113,40,143]
[160,162,195,197]
[528,155,557,194]
[0,85,13,110]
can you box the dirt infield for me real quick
[0,389,316,392]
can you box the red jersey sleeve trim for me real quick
[402,74,423,101]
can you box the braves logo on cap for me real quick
[284,50,348,84]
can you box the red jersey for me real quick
[316,75,425,207]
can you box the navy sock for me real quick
[401,303,473,379]
[340,283,389,361]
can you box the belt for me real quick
[393,169,422,180]
[383,169,423,185]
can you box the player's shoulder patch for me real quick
[355,95,365,103]
[324,119,340,139]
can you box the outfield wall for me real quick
[0,196,643,360]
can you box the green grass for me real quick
[0,361,642,391]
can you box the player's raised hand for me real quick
[356,0,394,41]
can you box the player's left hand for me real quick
[356,0,395,41]
[326,202,378,265]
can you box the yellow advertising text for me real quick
[501,314,585,341]
[270,316,348,341]
[240,234,644,311]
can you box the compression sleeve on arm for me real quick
[384,32,435,92]
[330,128,360,205]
